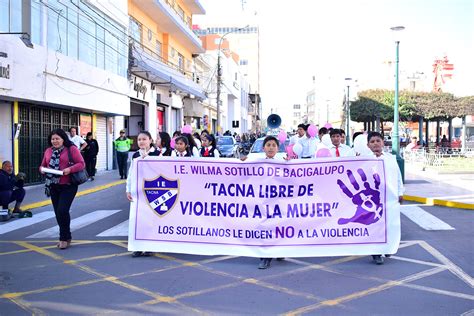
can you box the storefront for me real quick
[127,75,154,150]
[157,103,166,133]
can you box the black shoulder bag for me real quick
[67,147,89,185]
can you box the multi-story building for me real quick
[292,104,305,130]
[186,54,217,132]
[199,34,249,134]
[127,0,206,141]
[0,0,130,184]
[195,25,259,132]
[306,89,316,125]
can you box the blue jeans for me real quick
[0,188,25,209]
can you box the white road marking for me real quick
[0,211,56,235]
[418,240,474,288]
[400,205,455,230]
[96,220,129,237]
[27,210,121,238]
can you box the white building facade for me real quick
[0,0,130,184]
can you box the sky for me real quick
[195,0,474,120]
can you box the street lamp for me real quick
[216,26,248,135]
[390,25,405,179]
[344,77,352,146]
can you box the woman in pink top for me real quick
[40,128,85,249]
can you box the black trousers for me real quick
[85,156,97,177]
[50,184,78,241]
[117,151,129,177]
[0,188,25,209]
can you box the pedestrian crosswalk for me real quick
[96,219,129,237]
[28,210,122,238]
[400,205,455,230]
[0,205,456,239]
[0,211,56,235]
[0,209,128,238]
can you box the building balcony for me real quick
[131,0,205,54]
[130,40,205,100]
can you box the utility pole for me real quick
[216,26,248,135]
[216,53,222,135]
[344,78,352,146]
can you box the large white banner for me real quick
[128,156,401,257]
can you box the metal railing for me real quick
[130,38,196,82]
[164,0,193,32]
[403,148,474,171]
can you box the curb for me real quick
[21,180,126,211]
[403,195,474,210]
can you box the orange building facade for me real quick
[127,0,206,138]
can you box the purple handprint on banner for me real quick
[337,168,383,225]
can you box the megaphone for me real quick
[267,114,282,129]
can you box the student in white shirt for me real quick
[171,136,193,157]
[366,131,404,265]
[296,124,315,159]
[193,132,202,150]
[329,129,352,157]
[125,130,160,258]
[182,133,200,157]
[69,127,87,151]
[339,129,351,151]
[257,135,285,269]
[200,134,220,158]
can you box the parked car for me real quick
[246,137,289,160]
[216,136,238,158]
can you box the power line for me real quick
[38,0,216,94]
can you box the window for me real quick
[31,0,42,44]
[129,17,142,43]
[294,112,301,118]
[67,6,78,58]
[10,0,21,32]
[0,0,22,33]
[239,59,248,66]
[78,13,96,66]
[0,0,8,32]
[105,30,118,73]
[156,40,162,58]
[96,21,105,70]
[178,53,184,72]
[6,0,126,76]
[293,104,301,109]
[186,59,191,71]
[47,0,67,54]
[176,5,185,20]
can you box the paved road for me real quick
[1,184,473,315]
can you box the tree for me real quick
[351,90,473,122]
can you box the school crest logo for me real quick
[143,175,179,217]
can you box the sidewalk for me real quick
[404,164,474,210]
[21,170,125,211]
